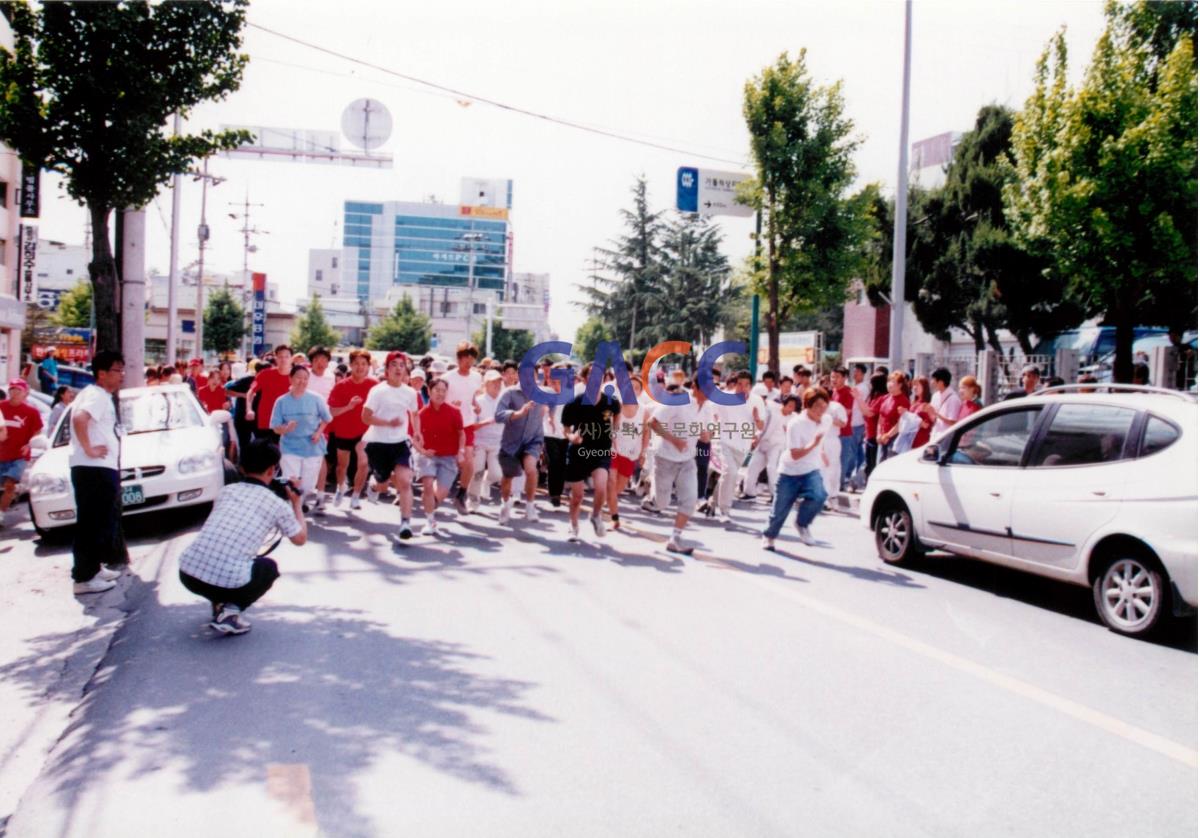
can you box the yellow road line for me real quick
[266,763,319,834]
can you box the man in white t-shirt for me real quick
[68,350,128,595]
[712,370,762,522]
[443,342,483,515]
[304,346,336,509]
[648,379,712,555]
[466,370,504,511]
[762,390,829,551]
[849,363,871,489]
[929,367,963,437]
[743,389,793,500]
[750,370,778,401]
[361,352,420,540]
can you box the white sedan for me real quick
[26,385,226,538]
[862,385,1197,638]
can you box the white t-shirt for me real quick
[852,381,870,427]
[751,383,777,401]
[307,369,335,402]
[69,384,121,469]
[823,403,845,462]
[713,393,759,447]
[443,368,483,430]
[759,397,786,447]
[543,401,566,439]
[930,387,963,436]
[613,404,648,460]
[778,411,825,476]
[362,382,419,444]
[652,400,708,463]
[473,391,504,448]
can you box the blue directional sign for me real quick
[676,167,699,213]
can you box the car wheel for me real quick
[1092,554,1167,638]
[874,501,921,565]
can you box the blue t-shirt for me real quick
[269,392,332,458]
[39,357,58,381]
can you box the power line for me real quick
[247,21,750,169]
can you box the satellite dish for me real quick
[340,98,392,151]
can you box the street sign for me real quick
[676,167,754,217]
[252,272,267,357]
[19,163,39,218]
[17,225,37,304]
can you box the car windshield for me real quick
[120,390,204,435]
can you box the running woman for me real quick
[466,370,504,511]
[413,378,466,537]
[361,352,420,540]
[326,350,377,509]
[607,374,650,531]
[561,364,619,542]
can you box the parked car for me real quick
[25,385,225,538]
[55,364,95,389]
[1032,326,1169,366]
[861,385,1197,638]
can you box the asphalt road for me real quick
[4,490,1196,837]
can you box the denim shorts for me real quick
[0,459,26,483]
[418,454,459,488]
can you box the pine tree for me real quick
[367,296,432,353]
[291,294,341,353]
[203,286,246,355]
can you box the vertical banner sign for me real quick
[18,225,37,304]
[252,272,267,357]
[19,163,40,219]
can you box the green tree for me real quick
[0,1,252,353]
[367,295,432,353]
[53,280,92,327]
[203,286,245,354]
[472,319,534,363]
[1005,1,1197,380]
[577,176,666,352]
[653,214,737,349]
[291,294,341,353]
[574,316,615,364]
[743,51,869,373]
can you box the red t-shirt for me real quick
[832,386,855,437]
[912,399,932,448]
[958,399,982,421]
[197,381,229,414]
[418,402,464,456]
[0,401,43,461]
[878,393,910,438]
[251,368,291,430]
[865,395,885,439]
[327,376,378,439]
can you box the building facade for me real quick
[32,239,90,311]
[0,15,25,380]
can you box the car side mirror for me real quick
[208,409,231,426]
[28,434,49,454]
[921,444,941,464]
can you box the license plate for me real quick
[121,484,145,507]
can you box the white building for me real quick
[0,16,26,380]
[306,248,345,299]
[32,239,90,311]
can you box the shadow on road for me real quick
[3,579,552,835]
[912,552,1198,653]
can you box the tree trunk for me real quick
[88,204,120,354]
[985,323,1004,355]
[969,320,985,352]
[1015,330,1034,356]
[1112,305,1134,384]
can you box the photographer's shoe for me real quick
[73,577,116,595]
[96,565,123,581]
[211,606,251,636]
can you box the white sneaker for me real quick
[665,537,694,556]
[397,520,413,540]
[498,500,512,525]
[97,565,123,581]
[313,494,327,515]
[466,496,480,513]
[761,535,776,551]
[420,520,439,537]
[524,503,539,523]
[366,487,379,505]
[567,522,580,542]
[333,489,344,506]
[73,577,116,595]
[797,526,818,546]
[591,515,606,537]
[640,499,660,514]
[716,509,730,524]
[350,496,362,511]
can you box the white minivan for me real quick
[861,385,1197,638]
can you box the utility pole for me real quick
[888,0,914,373]
[460,231,485,344]
[228,192,266,357]
[167,113,182,366]
[191,158,225,362]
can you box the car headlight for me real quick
[28,473,69,496]
[178,452,220,475]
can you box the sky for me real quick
[33,0,1108,342]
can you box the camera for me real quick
[268,476,301,502]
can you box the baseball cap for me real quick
[7,378,28,391]
[189,358,203,366]
[409,366,427,380]
[430,360,447,374]
[385,350,408,368]
[483,369,502,383]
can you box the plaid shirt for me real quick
[178,481,301,588]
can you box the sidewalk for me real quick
[0,513,178,831]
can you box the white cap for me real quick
[483,369,502,382]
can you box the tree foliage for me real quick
[203,286,245,354]
[573,316,615,365]
[0,1,252,353]
[367,295,432,353]
[1005,0,1197,380]
[53,279,92,328]
[291,294,341,353]
[742,51,869,373]
[473,319,534,363]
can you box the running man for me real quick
[326,349,378,509]
[466,370,504,511]
[648,378,712,555]
[360,352,420,540]
[245,344,294,443]
[443,341,482,515]
[493,370,545,525]
[561,364,619,542]
[413,378,466,537]
[762,390,829,551]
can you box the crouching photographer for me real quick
[178,440,308,636]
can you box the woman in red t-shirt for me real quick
[957,375,983,420]
[860,372,889,479]
[910,376,935,450]
[876,372,911,463]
